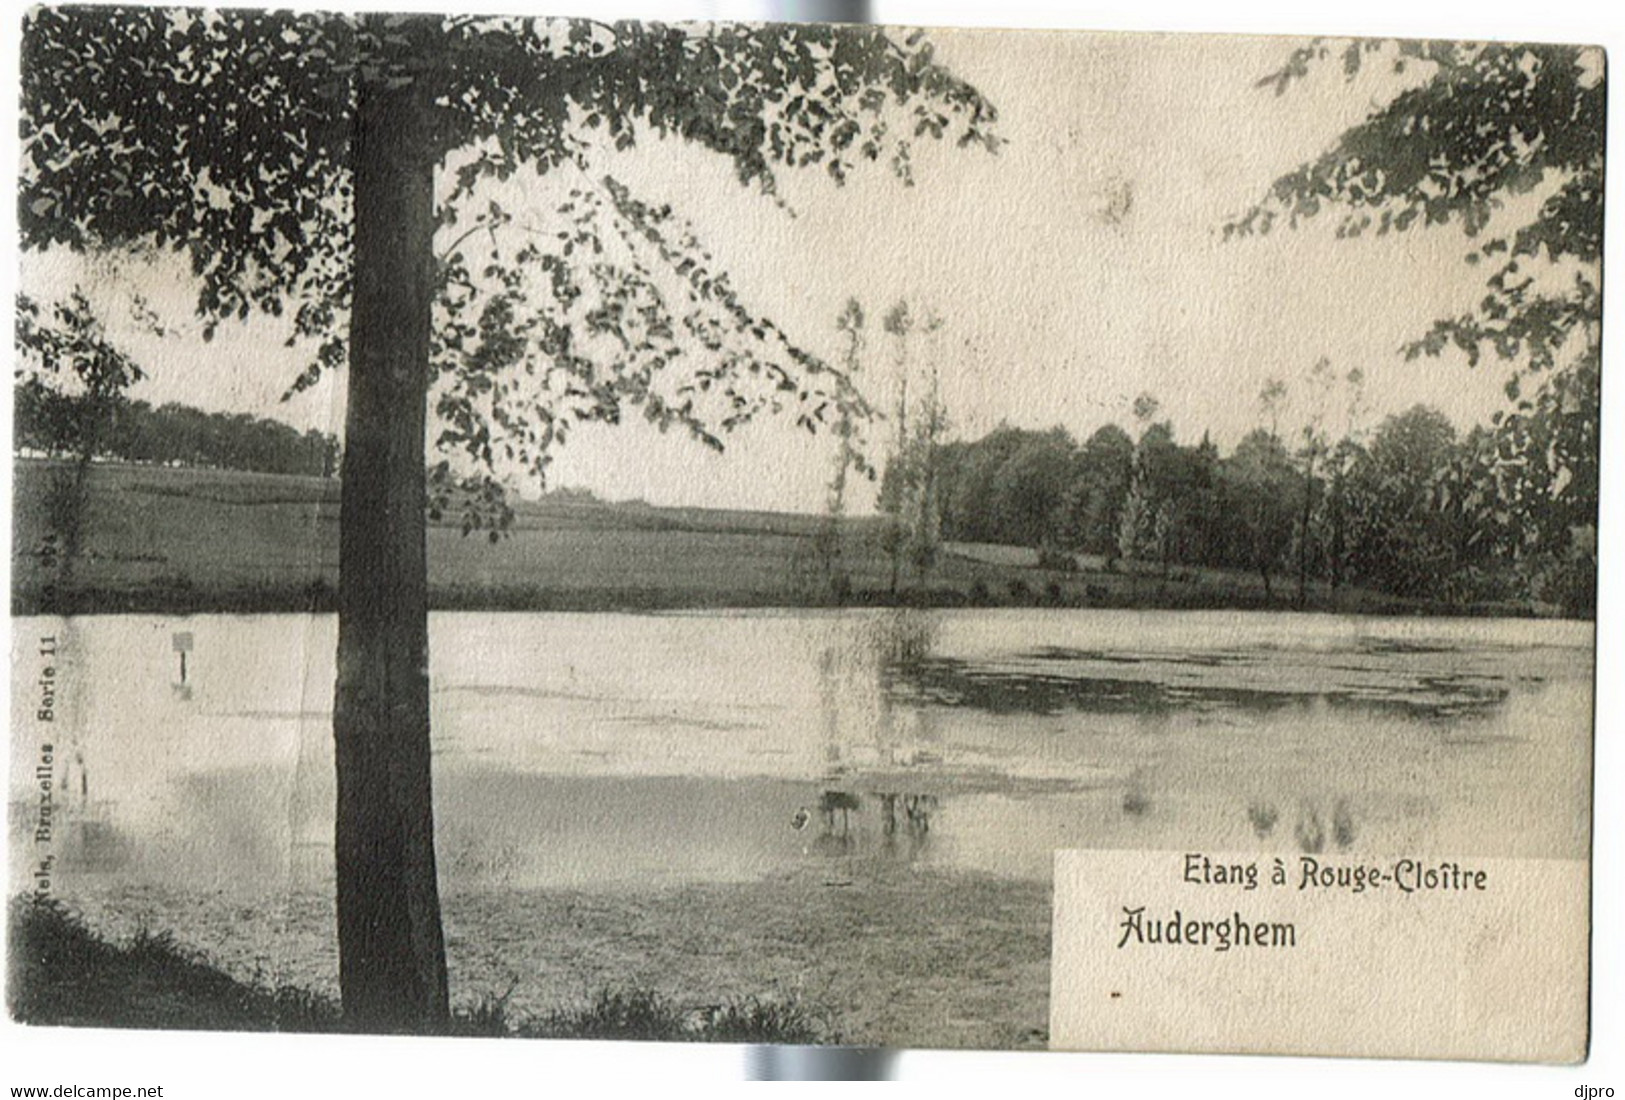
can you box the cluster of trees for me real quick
[1224,40,1601,613]
[902,377,1594,613]
[878,39,1603,619]
[15,382,340,477]
[875,301,949,590]
[820,296,952,597]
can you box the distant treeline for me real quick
[14,379,339,477]
[885,401,1595,615]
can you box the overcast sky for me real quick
[21,21,1568,513]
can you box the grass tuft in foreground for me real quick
[7,896,341,1033]
[7,896,835,1043]
[517,990,833,1044]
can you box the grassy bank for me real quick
[11,459,1537,617]
[6,896,834,1042]
[39,853,1053,1049]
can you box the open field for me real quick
[11,459,1516,616]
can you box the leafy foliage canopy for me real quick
[21,8,1001,525]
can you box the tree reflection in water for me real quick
[802,613,947,865]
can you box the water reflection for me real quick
[799,612,950,866]
[792,787,939,863]
[812,610,944,780]
[6,609,1594,904]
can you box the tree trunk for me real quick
[1297,453,1315,608]
[332,68,450,1033]
[889,368,908,598]
[1329,467,1345,592]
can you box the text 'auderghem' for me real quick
[1116,907,1297,951]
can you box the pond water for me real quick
[9,608,1594,900]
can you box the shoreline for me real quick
[10,580,1570,621]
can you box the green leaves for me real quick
[1228,42,1602,248]
[22,10,995,535]
[1227,36,1602,575]
[16,289,147,395]
[14,289,147,461]
[22,7,356,364]
[426,167,876,532]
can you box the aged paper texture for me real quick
[1052,850,1590,1061]
[7,7,1601,1061]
